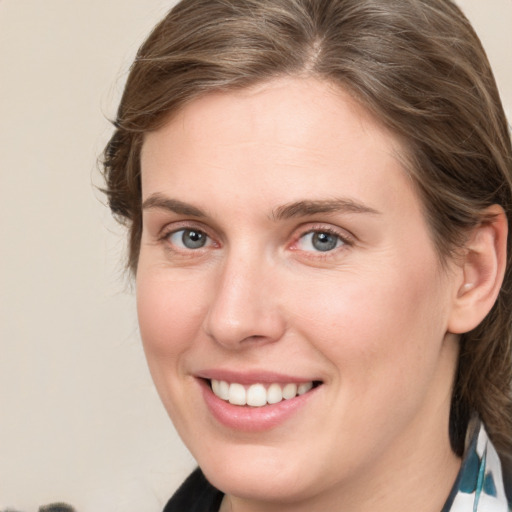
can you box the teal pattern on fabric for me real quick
[442,418,511,511]
[485,473,498,497]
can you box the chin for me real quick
[196,444,323,504]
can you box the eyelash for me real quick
[158,223,354,258]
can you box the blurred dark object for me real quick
[38,504,75,512]
[0,503,75,512]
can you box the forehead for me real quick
[140,77,416,219]
[144,78,398,154]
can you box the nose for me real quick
[203,252,286,350]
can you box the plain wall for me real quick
[0,1,510,511]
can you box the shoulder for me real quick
[162,467,224,512]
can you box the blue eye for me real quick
[297,231,344,252]
[169,229,209,249]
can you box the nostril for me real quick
[240,334,269,344]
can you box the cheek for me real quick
[136,269,207,361]
[135,267,213,428]
[286,259,450,385]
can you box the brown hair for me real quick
[102,0,512,455]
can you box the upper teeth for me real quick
[211,380,314,407]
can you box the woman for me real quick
[102,0,512,510]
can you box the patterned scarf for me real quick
[442,418,511,511]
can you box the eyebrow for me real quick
[141,193,380,220]
[142,194,207,217]
[271,198,380,220]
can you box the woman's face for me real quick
[137,78,461,506]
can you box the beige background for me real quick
[0,1,510,511]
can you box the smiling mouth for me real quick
[208,379,323,407]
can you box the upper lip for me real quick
[195,369,322,385]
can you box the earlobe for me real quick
[448,205,508,334]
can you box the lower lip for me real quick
[199,379,320,432]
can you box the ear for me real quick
[447,205,508,334]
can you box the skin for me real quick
[137,77,465,512]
